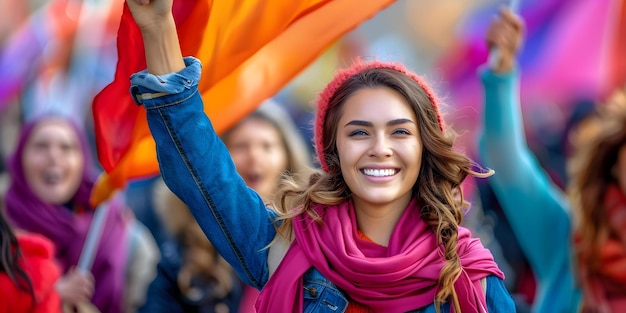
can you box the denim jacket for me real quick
[130,57,515,312]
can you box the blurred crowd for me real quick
[1,0,625,312]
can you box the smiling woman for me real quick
[222,100,312,313]
[21,118,85,206]
[124,0,515,311]
[221,100,311,204]
[335,87,422,233]
[4,114,159,313]
[138,100,313,313]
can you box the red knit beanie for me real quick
[313,58,445,172]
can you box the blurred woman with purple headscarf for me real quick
[3,114,159,313]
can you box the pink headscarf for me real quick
[256,198,504,313]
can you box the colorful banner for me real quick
[90,0,396,205]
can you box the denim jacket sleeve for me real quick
[129,57,275,289]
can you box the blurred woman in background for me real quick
[139,100,313,313]
[141,100,311,313]
[3,114,159,313]
[479,7,626,313]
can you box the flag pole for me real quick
[76,203,108,272]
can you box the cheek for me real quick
[335,138,351,165]
[335,141,370,176]
[412,147,423,169]
[59,152,85,193]
[22,151,45,182]
[69,155,85,177]
[230,152,247,169]
[401,143,423,177]
[269,149,289,174]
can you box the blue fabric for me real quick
[125,176,173,253]
[131,57,515,312]
[478,67,582,313]
[131,57,276,290]
[138,239,243,313]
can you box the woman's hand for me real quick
[125,0,174,32]
[486,8,525,74]
[125,0,184,75]
[55,267,95,304]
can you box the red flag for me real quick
[91,0,396,206]
[609,0,626,91]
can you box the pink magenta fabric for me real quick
[256,198,504,313]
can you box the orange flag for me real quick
[91,0,396,206]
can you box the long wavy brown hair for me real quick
[568,87,626,305]
[274,67,492,311]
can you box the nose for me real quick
[43,146,63,164]
[249,145,265,163]
[241,144,268,169]
[368,133,393,159]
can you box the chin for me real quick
[354,189,411,205]
[41,193,74,205]
[356,194,396,205]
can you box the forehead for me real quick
[226,117,282,142]
[27,119,79,143]
[339,87,416,123]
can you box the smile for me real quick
[361,168,398,177]
[43,170,63,184]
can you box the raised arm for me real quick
[126,0,185,75]
[124,0,276,289]
[477,8,578,312]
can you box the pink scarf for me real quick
[256,198,504,313]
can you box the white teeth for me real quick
[362,169,396,177]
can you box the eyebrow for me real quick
[344,118,415,127]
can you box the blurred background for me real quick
[0,0,624,311]
[1,0,623,177]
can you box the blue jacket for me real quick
[131,57,515,312]
[478,68,582,313]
